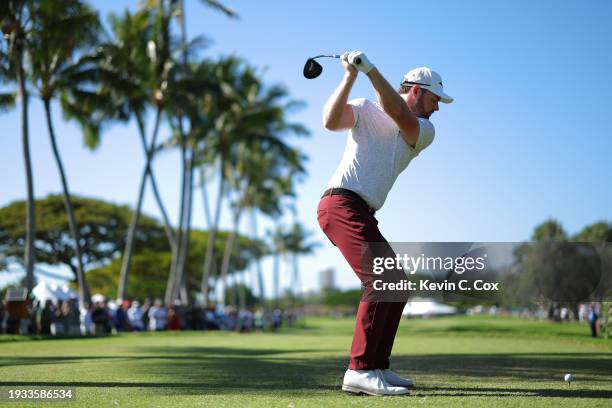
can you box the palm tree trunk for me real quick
[135,120,175,252]
[164,200,183,303]
[198,167,217,297]
[285,253,293,307]
[117,108,162,300]
[292,252,300,301]
[161,0,190,305]
[148,173,175,250]
[17,53,35,293]
[201,160,225,305]
[273,251,280,308]
[250,210,266,305]
[249,256,260,306]
[200,166,217,290]
[173,142,189,302]
[43,99,91,305]
[238,269,247,310]
[227,273,236,307]
[179,274,188,304]
[199,167,213,227]
[179,0,188,64]
[175,145,194,304]
[170,0,191,306]
[166,119,188,304]
[218,202,243,305]
[165,231,181,304]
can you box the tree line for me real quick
[502,219,612,319]
[0,195,268,306]
[389,219,612,318]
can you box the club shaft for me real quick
[311,55,362,64]
[311,54,341,59]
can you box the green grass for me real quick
[1,315,611,407]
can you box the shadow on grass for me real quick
[414,386,612,399]
[405,322,596,340]
[0,347,327,367]
[392,353,612,381]
[1,346,611,399]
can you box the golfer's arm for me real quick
[366,68,419,146]
[322,73,357,131]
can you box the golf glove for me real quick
[347,50,374,74]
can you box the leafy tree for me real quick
[507,219,608,319]
[573,221,612,304]
[224,283,258,308]
[573,221,612,242]
[323,289,362,308]
[87,230,261,301]
[532,219,567,242]
[0,195,167,282]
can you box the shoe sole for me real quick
[342,384,410,396]
[388,382,414,388]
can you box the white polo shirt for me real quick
[326,98,435,211]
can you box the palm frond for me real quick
[0,92,16,112]
[198,0,239,19]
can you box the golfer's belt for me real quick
[321,188,375,214]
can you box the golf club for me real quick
[303,54,362,79]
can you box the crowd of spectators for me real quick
[0,295,297,337]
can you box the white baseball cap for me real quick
[402,67,453,103]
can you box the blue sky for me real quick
[1,0,611,294]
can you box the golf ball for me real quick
[564,374,574,382]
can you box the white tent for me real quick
[402,298,458,317]
[50,283,77,301]
[32,281,78,304]
[32,281,59,304]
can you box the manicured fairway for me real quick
[1,315,611,407]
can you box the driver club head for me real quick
[303,58,323,79]
[303,54,343,79]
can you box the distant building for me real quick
[319,268,335,293]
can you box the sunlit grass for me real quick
[1,315,610,407]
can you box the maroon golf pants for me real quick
[317,193,406,370]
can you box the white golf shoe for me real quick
[341,369,410,396]
[380,369,414,387]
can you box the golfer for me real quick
[317,50,453,396]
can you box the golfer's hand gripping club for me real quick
[340,52,359,76]
[347,50,374,74]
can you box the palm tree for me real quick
[247,150,307,308]
[219,142,307,306]
[192,57,309,306]
[62,5,181,301]
[1,1,35,292]
[0,22,17,134]
[155,0,237,305]
[0,37,16,111]
[160,58,219,304]
[26,0,101,306]
[114,3,177,302]
[195,56,249,305]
